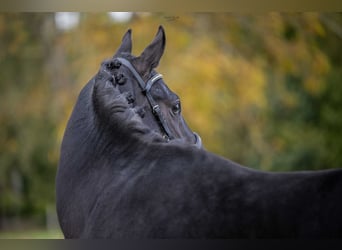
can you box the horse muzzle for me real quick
[193,132,202,149]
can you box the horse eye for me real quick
[172,102,181,114]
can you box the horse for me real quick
[56,26,342,238]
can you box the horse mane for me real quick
[92,61,164,144]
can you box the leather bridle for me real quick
[115,57,202,148]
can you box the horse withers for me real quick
[56,26,342,238]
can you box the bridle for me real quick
[114,57,202,148]
[116,57,174,141]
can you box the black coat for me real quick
[56,72,342,238]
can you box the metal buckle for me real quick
[163,134,170,142]
[152,104,160,114]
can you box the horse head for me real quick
[94,26,201,148]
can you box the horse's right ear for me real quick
[137,26,165,74]
[113,29,132,57]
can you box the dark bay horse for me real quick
[56,26,342,238]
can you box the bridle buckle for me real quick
[152,104,160,114]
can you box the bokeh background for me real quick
[0,12,341,238]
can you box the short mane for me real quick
[92,65,164,143]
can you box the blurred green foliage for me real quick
[0,13,341,229]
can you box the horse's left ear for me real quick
[114,29,132,57]
[138,26,165,72]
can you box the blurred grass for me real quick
[0,229,63,239]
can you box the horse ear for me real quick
[114,29,132,57]
[138,26,165,72]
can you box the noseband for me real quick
[114,57,202,148]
